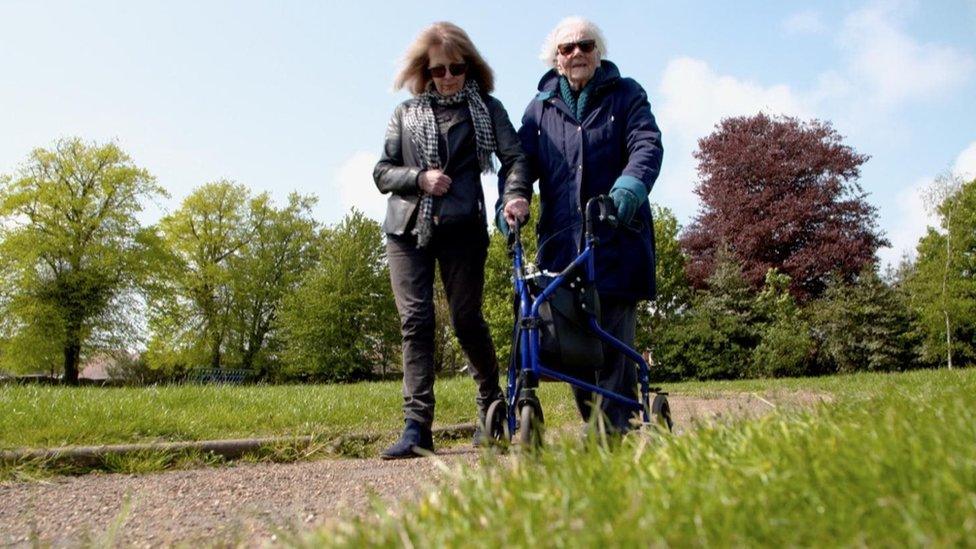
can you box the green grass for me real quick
[308,367,976,547]
[0,375,591,477]
[2,368,965,479]
[0,376,584,449]
[1,369,942,450]
[0,377,462,448]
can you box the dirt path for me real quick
[0,392,826,547]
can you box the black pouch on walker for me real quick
[527,272,604,376]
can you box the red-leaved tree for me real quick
[681,113,887,301]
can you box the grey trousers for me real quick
[386,222,502,427]
[572,298,639,432]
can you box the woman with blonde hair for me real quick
[374,22,528,459]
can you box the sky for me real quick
[1,0,974,267]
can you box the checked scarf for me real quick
[403,78,497,248]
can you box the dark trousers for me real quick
[572,298,639,432]
[387,222,502,427]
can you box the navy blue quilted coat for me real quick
[499,60,664,301]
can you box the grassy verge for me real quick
[309,368,976,547]
[2,369,943,450]
[2,368,963,479]
[0,376,583,449]
[0,376,584,478]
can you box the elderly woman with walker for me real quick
[497,17,665,437]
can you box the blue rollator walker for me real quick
[483,195,672,448]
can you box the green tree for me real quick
[809,268,917,373]
[277,210,399,382]
[146,181,269,372]
[0,138,164,383]
[226,193,319,376]
[651,249,757,380]
[636,204,692,354]
[751,269,815,378]
[907,175,976,368]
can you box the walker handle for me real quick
[585,195,618,237]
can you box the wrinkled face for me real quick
[427,45,466,96]
[554,26,598,86]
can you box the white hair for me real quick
[538,16,608,68]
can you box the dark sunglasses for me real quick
[557,39,597,56]
[427,62,468,78]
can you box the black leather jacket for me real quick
[373,95,529,235]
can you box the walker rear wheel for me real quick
[485,399,511,445]
[650,393,674,432]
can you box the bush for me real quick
[751,317,815,378]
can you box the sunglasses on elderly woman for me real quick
[557,39,596,56]
[427,62,468,78]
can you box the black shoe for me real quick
[472,424,486,447]
[381,419,434,460]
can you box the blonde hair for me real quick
[539,16,608,68]
[394,22,495,95]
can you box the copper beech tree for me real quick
[681,113,887,301]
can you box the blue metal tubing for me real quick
[585,316,652,421]
[525,246,647,412]
[511,242,653,422]
[507,239,532,432]
[508,208,656,429]
[535,365,643,409]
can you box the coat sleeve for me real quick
[490,97,531,204]
[620,80,664,194]
[498,99,540,208]
[373,104,423,195]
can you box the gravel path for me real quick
[0,393,827,547]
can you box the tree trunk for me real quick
[943,213,953,370]
[210,335,222,369]
[63,340,81,385]
[945,312,953,370]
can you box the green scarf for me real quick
[559,67,601,121]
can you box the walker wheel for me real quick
[651,393,674,432]
[485,399,511,445]
[517,404,544,450]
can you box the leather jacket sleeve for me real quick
[490,97,533,207]
[373,104,423,195]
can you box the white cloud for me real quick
[953,141,976,180]
[650,3,974,231]
[481,174,500,222]
[839,4,975,107]
[654,57,809,220]
[334,151,385,222]
[782,9,826,35]
[658,57,809,142]
[878,141,976,266]
[878,176,938,266]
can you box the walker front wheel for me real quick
[517,404,544,450]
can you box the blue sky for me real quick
[1,0,974,266]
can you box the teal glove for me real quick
[609,175,648,226]
[495,207,510,237]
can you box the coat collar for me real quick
[536,59,621,95]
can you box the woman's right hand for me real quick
[418,169,452,196]
[503,198,530,227]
